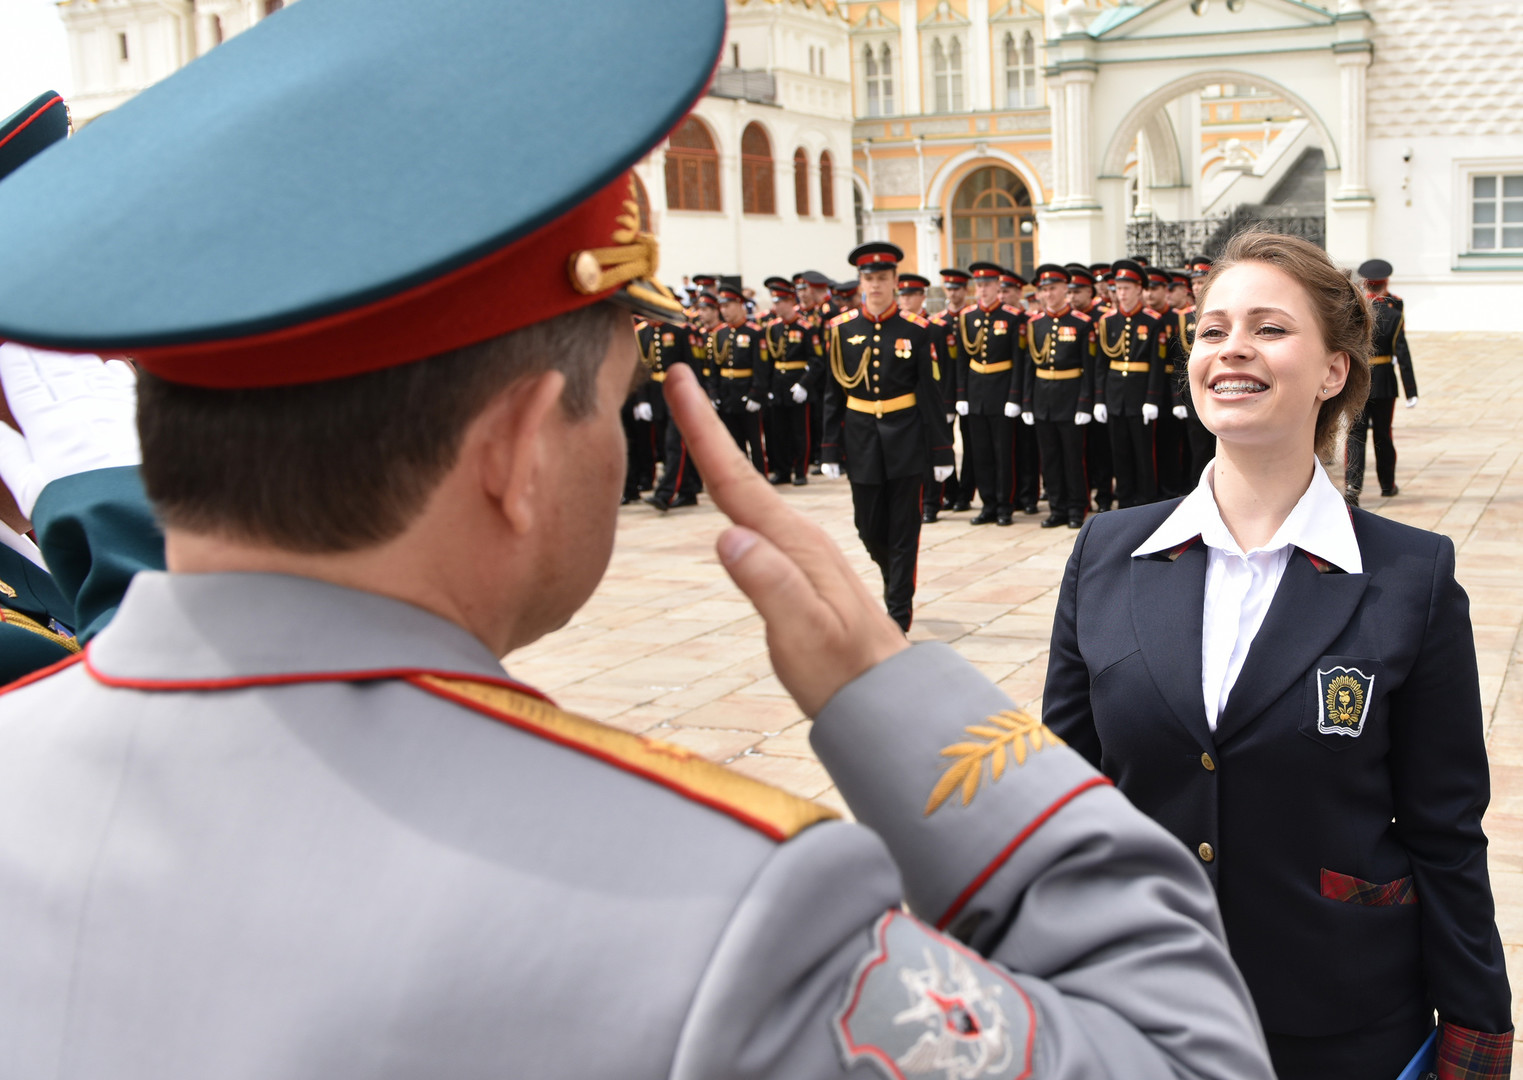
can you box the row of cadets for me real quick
[931,267,976,515]
[910,270,961,522]
[794,268,838,470]
[1144,265,1192,499]
[634,310,705,511]
[1067,264,1116,513]
[954,262,1030,525]
[1094,259,1170,508]
[820,242,953,631]
[1024,264,1097,529]
[761,276,822,485]
[709,283,770,475]
[1346,257,1419,505]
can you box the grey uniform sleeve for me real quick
[776,643,1269,1080]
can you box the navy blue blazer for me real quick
[1044,501,1510,1038]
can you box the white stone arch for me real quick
[925,145,1047,211]
[1100,67,1339,180]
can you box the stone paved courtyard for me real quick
[510,331,1523,1042]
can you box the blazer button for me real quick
[1198,842,1215,863]
[1201,752,1215,772]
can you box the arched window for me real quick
[951,166,1036,278]
[932,38,964,113]
[665,116,720,212]
[794,148,810,216]
[631,172,652,231]
[741,122,775,215]
[819,150,835,218]
[864,43,894,117]
[1004,30,1041,108]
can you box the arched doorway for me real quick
[951,166,1035,278]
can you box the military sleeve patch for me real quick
[1317,665,1375,737]
[836,910,1036,1080]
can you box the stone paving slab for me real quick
[508,332,1523,1046]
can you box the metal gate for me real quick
[1125,207,1325,268]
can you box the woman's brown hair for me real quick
[1195,227,1372,461]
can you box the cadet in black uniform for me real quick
[934,268,975,512]
[710,284,771,475]
[954,263,1026,525]
[623,317,659,502]
[641,313,703,511]
[796,269,835,471]
[1149,268,1190,499]
[1094,259,1168,507]
[1023,264,1096,529]
[897,274,948,524]
[1347,258,1419,504]
[821,242,953,630]
[761,276,818,486]
[1083,263,1116,511]
[1179,256,1216,485]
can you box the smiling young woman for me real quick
[1043,229,1513,1080]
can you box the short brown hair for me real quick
[1197,228,1372,460]
[139,301,623,552]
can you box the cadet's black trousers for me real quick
[965,413,1013,515]
[1346,396,1397,496]
[851,474,923,631]
[1108,413,1157,507]
[1186,414,1216,488]
[621,403,655,498]
[1086,419,1113,508]
[948,414,979,506]
[1014,419,1039,509]
[1154,410,1187,499]
[766,403,809,481]
[654,419,701,502]
[721,411,768,475]
[1035,419,1087,517]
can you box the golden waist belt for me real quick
[846,392,917,417]
[1370,355,1393,365]
[1109,361,1150,373]
[968,359,1013,374]
[719,368,754,378]
[774,361,808,371]
[1035,367,1083,381]
[648,370,667,382]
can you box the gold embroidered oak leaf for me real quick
[925,711,1064,816]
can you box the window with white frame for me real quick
[864,42,894,117]
[1003,29,1040,108]
[1470,173,1523,251]
[931,37,964,113]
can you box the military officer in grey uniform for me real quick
[0,5,1274,1079]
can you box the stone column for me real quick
[1048,75,1069,208]
[1336,44,1373,199]
[1133,127,1154,220]
[899,0,921,116]
[1065,66,1097,208]
[969,0,992,112]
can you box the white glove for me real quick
[1172,405,1189,420]
[790,383,808,405]
[632,401,653,422]
[1074,412,1092,426]
[955,400,969,416]
[1021,412,1035,426]
[1003,402,1019,419]
[933,465,954,483]
[1142,403,1159,425]
[1093,403,1108,424]
[745,398,762,413]
[0,344,140,518]
[821,463,842,480]
[1406,396,1418,409]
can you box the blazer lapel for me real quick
[1213,550,1369,745]
[1130,540,1215,752]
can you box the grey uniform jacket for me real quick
[0,571,1272,1080]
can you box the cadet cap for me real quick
[897,274,929,294]
[967,262,1003,280]
[1357,258,1393,282]
[0,1,725,388]
[695,292,720,309]
[1034,264,1069,286]
[939,268,971,285]
[1111,259,1146,285]
[848,242,903,270]
[0,91,68,185]
[795,270,831,287]
[716,284,746,303]
[1064,264,1094,287]
[1001,272,1027,287]
[1188,256,1213,278]
[764,275,795,299]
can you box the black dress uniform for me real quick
[1153,272,1194,499]
[640,316,703,510]
[1022,286,1096,529]
[623,319,661,501]
[931,268,973,512]
[1178,258,1217,485]
[795,270,835,470]
[710,285,772,475]
[1348,260,1418,502]
[822,243,953,630]
[1085,265,1116,511]
[1095,261,1169,508]
[761,278,820,486]
[955,263,1026,525]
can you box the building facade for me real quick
[47,0,1523,329]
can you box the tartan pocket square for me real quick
[1320,868,1417,906]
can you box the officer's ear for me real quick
[473,369,567,536]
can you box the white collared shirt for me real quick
[1132,459,1362,731]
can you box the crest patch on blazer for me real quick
[1317,666,1374,737]
[835,911,1034,1080]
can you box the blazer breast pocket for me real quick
[1320,868,1417,906]
[1298,656,1385,752]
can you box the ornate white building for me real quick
[48,0,1523,329]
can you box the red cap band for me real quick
[857,252,897,267]
[1114,268,1142,284]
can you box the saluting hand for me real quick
[664,366,908,716]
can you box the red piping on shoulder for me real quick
[79,648,551,703]
[935,776,1113,932]
[0,651,86,698]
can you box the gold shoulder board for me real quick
[412,674,838,842]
